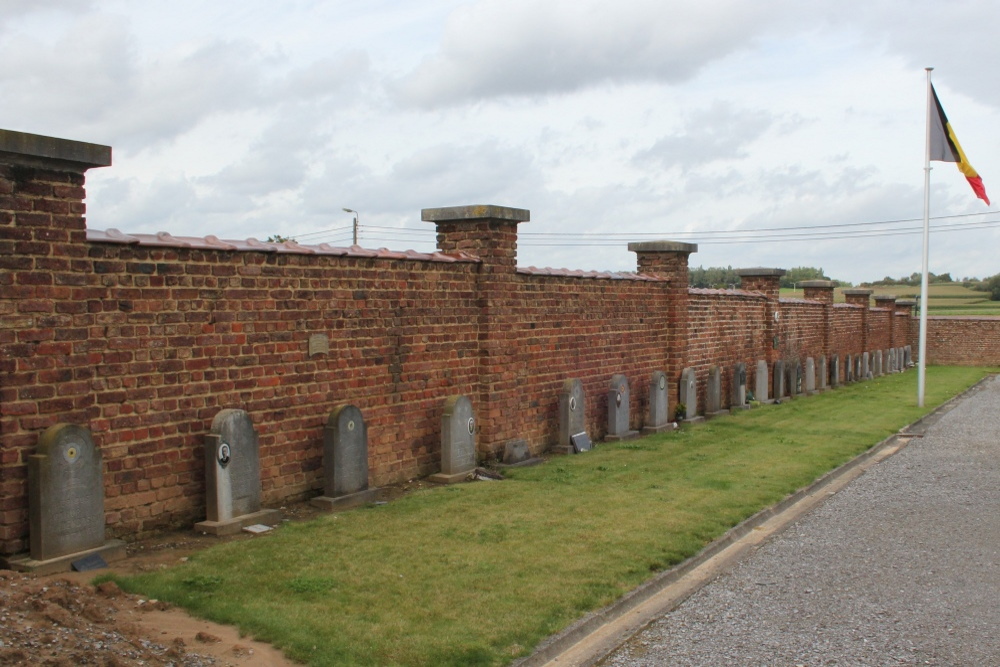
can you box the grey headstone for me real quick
[845,354,854,383]
[204,409,263,523]
[679,368,699,420]
[904,345,912,366]
[862,352,871,379]
[323,404,370,496]
[438,395,476,477]
[888,348,897,373]
[502,439,531,464]
[558,379,587,453]
[606,374,637,439]
[755,360,770,402]
[855,354,863,381]
[830,355,840,387]
[29,424,105,561]
[773,360,785,399]
[786,361,802,397]
[805,357,816,394]
[571,432,593,453]
[706,366,724,415]
[819,356,828,390]
[874,349,883,376]
[645,370,670,431]
[732,363,747,408]
[899,346,908,370]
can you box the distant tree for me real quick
[688,265,740,289]
[780,266,829,288]
[983,273,1000,301]
[266,234,294,243]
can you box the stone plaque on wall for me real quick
[644,370,670,433]
[606,374,638,441]
[430,396,477,483]
[313,404,381,508]
[196,409,281,535]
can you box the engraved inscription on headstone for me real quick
[606,374,638,440]
[430,396,477,483]
[644,370,670,433]
[755,360,770,403]
[29,424,105,561]
[679,368,700,421]
[558,379,587,454]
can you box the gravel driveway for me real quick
[602,376,1000,667]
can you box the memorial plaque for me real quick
[558,379,587,454]
[606,374,637,440]
[644,370,670,432]
[805,357,816,394]
[755,360,770,403]
[773,360,785,399]
[308,333,329,357]
[830,355,840,387]
[732,363,748,409]
[571,432,593,453]
[430,396,476,483]
[679,368,700,421]
[29,424,105,561]
[706,366,724,416]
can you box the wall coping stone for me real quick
[798,280,836,288]
[421,204,530,223]
[627,241,698,254]
[896,299,917,306]
[842,288,875,296]
[0,128,111,170]
[735,267,786,277]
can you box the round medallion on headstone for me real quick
[347,420,356,431]
[217,443,231,468]
[569,396,577,412]
[467,417,475,435]
[615,392,622,407]
[659,375,666,390]
[62,440,81,464]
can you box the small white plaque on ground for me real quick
[242,524,273,534]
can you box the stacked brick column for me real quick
[894,299,917,348]
[422,205,529,457]
[0,130,111,554]
[628,241,697,409]
[842,289,873,352]
[736,268,785,362]
[801,280,836,358]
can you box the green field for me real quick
[781,284,1000,316]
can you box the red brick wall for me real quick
[829,304,864,382]
[779,300,826,361]
[868,308,892,351]
[920,316,1000,366]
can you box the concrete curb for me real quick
[514,375,994,667]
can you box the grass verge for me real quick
[108,366,991,666]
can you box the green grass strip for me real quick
[109,366,991,666]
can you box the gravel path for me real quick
[603,376,1000,667]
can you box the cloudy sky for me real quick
[4,0,1000,283]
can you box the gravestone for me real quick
[429,396,477,483]
[643,370,671,434]
[862,352,871,379]
[498,439,542,468]
[312,405,381,508]
[197,409,281,534]
[904,345,912,367]
[830,355,840,387]
[755,360,771,403]
[556,379,588,454]
[856,354,863,381]
[773,360,785,399]
[679,368,703,422]
[805,357,817,394]
[786,361,802,398]
[845,354,854,383]
[874,349,883,376]
[705,366,727,417]
[819,356,828,391]
[6,424,126,574]
[888,348,897,373]
[899,347,908,370]
[606,374,639,441]
[731,363,748,411]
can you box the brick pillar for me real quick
[736,268,786,362]
[0,129,111,556]
[422,205,529,457]
[894,299,916,348]
[800,279,836,358]
[842,289,873,353]
[628,241,697,413]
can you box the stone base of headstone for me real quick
[682,416,705,424]
[428,469,474,484]
[495,457,545,469]
[705,409,730,420]
[549,444,575,455]
[642,422,673,434]
[195,508,282,536]
[2,539,127,576]
[605,429,639,442]
[311,488,381,511]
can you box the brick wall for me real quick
[4,129,994,556]
[921,317,1000,365]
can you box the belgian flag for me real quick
[929,84,990,205]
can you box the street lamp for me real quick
[342,208,359,246]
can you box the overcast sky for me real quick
[4,0,1000,283]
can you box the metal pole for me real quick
[918,67,933,407]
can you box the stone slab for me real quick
[311,488,381,511]
[3,540,127,576]
[195,508,282,536]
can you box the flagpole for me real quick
[918,67,933,407]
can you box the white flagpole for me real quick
[918,67,933,407]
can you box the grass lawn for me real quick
[108,366,992,666]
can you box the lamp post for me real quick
[342,208,359,246]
